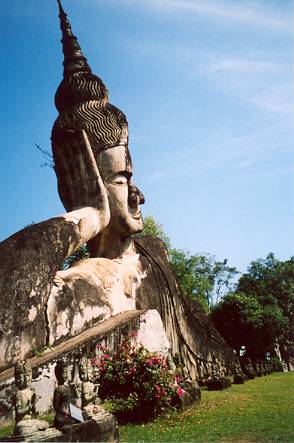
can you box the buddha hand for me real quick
[53,129,110,231]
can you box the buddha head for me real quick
[79,358,92,382]
[14,360,31,390]
[51,1,144,250]
[14,360,25,390]
[55,360,69,385]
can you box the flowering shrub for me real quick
[91,335,181,421]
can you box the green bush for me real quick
[91,336,182,422]
[269,356,284,372]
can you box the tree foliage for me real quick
[169,250,237,311]
[211,292,288,357]
[211,253,294,359]
[237,253,294,332]
[139,215,237,311]
[62,243,89,270]
[137,215,171,249]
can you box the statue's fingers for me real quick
[54,142,75,210]
[63,131,91,208]
[80,131,99,172]
[77,131,103,205]
[61,131,91,204]
[72,132,87,185]
[58,140,81,208]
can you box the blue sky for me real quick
[0,0,293,273]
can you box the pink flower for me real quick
[147,359,154,366]
[176,375,183,383]
[177,387,184,398]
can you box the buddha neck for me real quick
[88,232,135,260]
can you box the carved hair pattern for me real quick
[52,1,128,154]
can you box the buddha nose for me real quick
[128,184,145,208]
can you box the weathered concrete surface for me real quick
[47,252,143,345]
[0,309,169,419]
[134,236,236,380]
[0,310,145,384]
[0,207,104,371]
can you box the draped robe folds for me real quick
[0,216,235,377]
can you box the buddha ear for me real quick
[52,129,93,212]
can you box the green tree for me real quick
[139,216,237,311]
[211,292,263,355]
[168,250,213,311]
[169,250,238,310]
[211,292,288,357]
[138,215,171,249]
[237,253,294,359]
[62,243,89,270]
[212,253,294,358]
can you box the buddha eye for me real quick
[111,175,128,185]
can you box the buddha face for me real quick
[15,372,25,390]
[55,365,69,385]
[97,145,145,237]
[79,366,87,382]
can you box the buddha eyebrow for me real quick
[113,171,132,179]
[107,171,132,182]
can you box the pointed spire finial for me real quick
[57,0,92,77]
[52,1,129,169]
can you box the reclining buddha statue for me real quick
[0,0,234,380]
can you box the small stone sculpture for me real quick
[13,360,48,436]
[78,358,100,419]
[242,358,255,379]
[255,360,264,377]
[211,356,221,379]
[166,352,176,372]
[206,356,231,391]
[233,360,246,384]
[248,363,255,378]
[0,387,13,420]
[53,360,76,430]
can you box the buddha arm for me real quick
[0,131,110,367]
[15,392,30,419]
[53,388,66,415]
[0,207,104,341]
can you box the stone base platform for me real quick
[233,374,246,384]
[206,377,231,391]
[0,409,119,442]
[177,384,201,409]
[245,373,255,380]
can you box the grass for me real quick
[120,371,294,442]
[0,422,14,439]
[1,373,292,441]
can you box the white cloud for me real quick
[125,36,293,115]
[156,0,291,32]
[202,56,294,114]
[208,59,282,73]
[144,124,293,182]
[96,0,293,33]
